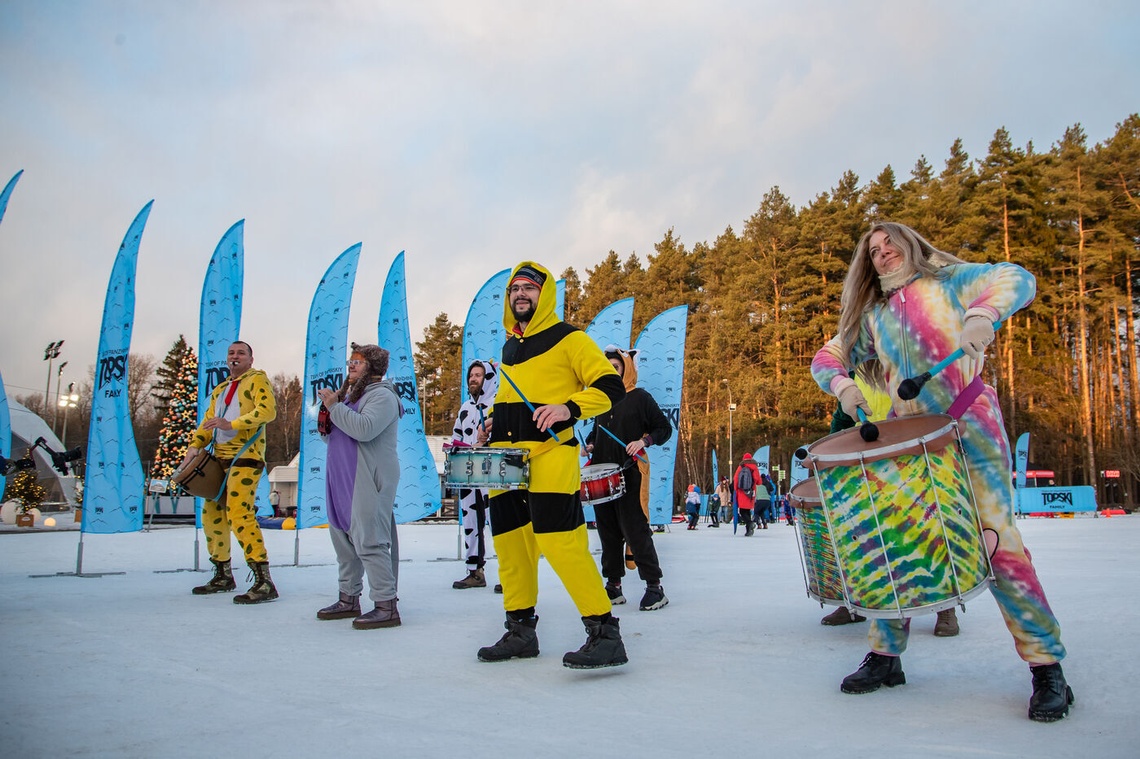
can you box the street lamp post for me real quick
[58,383,80,449]
[53,360,68,433]
[721,378,735,472]
[43,339,64,414]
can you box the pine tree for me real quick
[414,313,463,436]
[149,336,199,487]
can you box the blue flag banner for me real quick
[378,252,442,524]
[790,446,810,489]
[711,447,718,490]
[254,474,272,517]
[578,297,636,521]
[0,170,23,226]
[461,269,510,404]
[198,220,245,423]
[196,220,245,522]
[83,201,153,534]
[555,278,566,321]
[0,371,10,496]
[753,445,770,477]
[634,305,688,524]
[1015,432,1029,489]
[297,244,361,529]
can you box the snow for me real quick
[1,515,1136,758]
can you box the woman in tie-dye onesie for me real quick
[811,222,1074,722]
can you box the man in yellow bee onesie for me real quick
[476,262,629,669]
[181,341,279,604]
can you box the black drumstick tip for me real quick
[794,447,808,460]
[897,372,930,401]
[859,422,879,442]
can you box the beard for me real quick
[511,299,536,322]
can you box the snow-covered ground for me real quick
[1,514,1135,758]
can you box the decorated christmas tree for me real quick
[149,336,198,489]
[2,451,46,512]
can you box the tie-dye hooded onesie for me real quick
[811,261,1066,665]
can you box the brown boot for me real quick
[353,599,401,629]
[233,561,278,604]
[453,567,487,589]
[934,608,960,637]
[192,559,235,595]
[821,606,867,626]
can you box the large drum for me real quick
[804,414,992,618]
[444,447,529,490]
[580,464,625,507]
[789,478,844,607]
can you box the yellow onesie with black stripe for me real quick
[187,368,277,564]
[489,261,626,618]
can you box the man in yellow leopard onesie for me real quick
[476,262,628,669]
[181,340,278,604]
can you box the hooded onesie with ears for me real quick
[811,260,1065,665]
[487,261,626,618]
[449,360,500,571]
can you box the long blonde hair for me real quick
[836,222,966,358]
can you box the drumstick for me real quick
[492,363,561,441]
[856,408,879,443]
[897,320,1004,401]
[598,425,648,463]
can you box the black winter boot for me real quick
[841,652,906,694]
[562,615,628,669]
[1028,663,1074,722]
[233,561,278,604]
[605,581,627,605]
[478,615,539,662]
[316,591,361,620]
[192,559,235,595]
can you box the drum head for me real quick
[582,463,620,478]
[789,477,820,508]
[806,413,959,469]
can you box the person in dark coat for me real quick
[586,346,673,611]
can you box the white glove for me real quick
[833,377,870,421]
[959,316,995,360]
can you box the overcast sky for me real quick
[1,1,1137,402]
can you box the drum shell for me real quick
[806,414,992,618]
[790,478,844,606]
[172,450,226,500]
[580,463,625,507]
[444,447,529,490]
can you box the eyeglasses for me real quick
[508,283,540,294]
[347,359,365,367]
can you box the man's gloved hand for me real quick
[959,316,996,360]
[834,377,871,420]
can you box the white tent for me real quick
[4,398,78,507]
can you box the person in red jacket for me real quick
[733,453,762,537]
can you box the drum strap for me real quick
[522,431,567,463]
[946,376,985,419]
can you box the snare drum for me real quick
[805,414,991,618]
[789,478,844,606]
[580,464,626,507]
[444,447,529,490]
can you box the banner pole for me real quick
[294,525,300,566]
[76,530,85,575]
